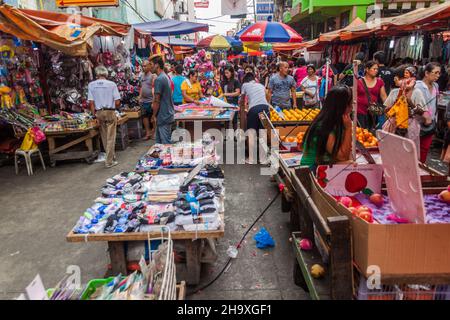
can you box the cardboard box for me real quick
[310,131,450,280]
[313,176,450,279]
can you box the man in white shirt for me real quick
[88,66,121,168]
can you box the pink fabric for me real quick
[357,77,385,115]
[295,66,308,87]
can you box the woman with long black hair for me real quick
[221,65,241,129]
[301,85,353,171]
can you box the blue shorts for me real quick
[142,102,153,117]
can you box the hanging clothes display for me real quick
[429,33,445,59]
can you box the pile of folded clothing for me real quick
[101,172,148,199]
[135,137,218,172]
[143,172,188,202]
[174,179,224,231]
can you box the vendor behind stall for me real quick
[181,69,204,104]
[301,86,353,171]
[88,66,121,168]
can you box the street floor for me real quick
[0,138,447,300]
[0,139,307,300]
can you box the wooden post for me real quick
[108,241,127,275]
[37,44,52,114]
[327,216,353,300]
[185,239,202,285]
[295,168,314,240]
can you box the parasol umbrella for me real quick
[237,21,303,43]
[197,35,231,50]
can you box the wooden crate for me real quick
[127,118,144,140]
[116,122,129,150]
[123,110,142,119]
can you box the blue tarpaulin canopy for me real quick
[133,19,209,36]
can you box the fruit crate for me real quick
[269,108,320,126]
[356,275,450,300]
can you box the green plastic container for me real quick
[81,277,117,300]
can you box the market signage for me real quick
[56,0,119,7]
[256,14,273,21]
[194,0,209,8]
[256,3,274,14]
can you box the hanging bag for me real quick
[30,126,46,144]
[303,78,319,108]
[20,129,37,151]
[361,78,384,116]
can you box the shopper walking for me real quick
[149,55,175,144]
[415,62,441,163]
[172,64,185,106]
[268,61,297,109]
[373,51,394,95]
[356,61,387,129]
[88,65,121,168]
[139,59,157,140]
[240,72,270,164]
[383,65,431,156]
[300,64,319,108]
[339,51,366,86]
[294,58,308,89]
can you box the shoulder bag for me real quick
[361,78,384,116]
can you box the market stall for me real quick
[287,130,450,300]
[0,5,135,166]
[66,137,225,285]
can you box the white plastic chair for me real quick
[14,148,46,175]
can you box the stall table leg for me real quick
[185,239,202,285]
[108,241,127,276]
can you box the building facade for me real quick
[282,0,445,40]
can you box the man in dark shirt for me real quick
[149,55,174,144]
[374,51,394,94]
[338,51,366,86]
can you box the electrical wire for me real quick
[121,0,149,22]
[187,190,281,296]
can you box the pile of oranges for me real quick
[280,132,305,147]
[357,127,378,148]
[270,108,320,122]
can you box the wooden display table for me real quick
[46,126,100,167]
[66,215,225,285]
[175,111,236,139]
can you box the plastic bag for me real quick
[20,129,37,151]
[30,126,46,144]
[253,227,275,249]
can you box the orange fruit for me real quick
[287,136,295,143]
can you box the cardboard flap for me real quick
[376,130,425,223]
[318,164,383,197]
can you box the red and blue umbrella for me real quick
[237,21,302,43]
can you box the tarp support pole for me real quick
[352,59,360,162]
[36,43,52,114]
